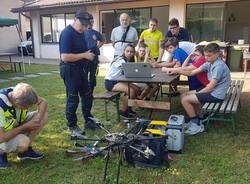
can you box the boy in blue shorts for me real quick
[182,43,231,135]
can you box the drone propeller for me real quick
[88,117,111,134]
[129,145,155,159]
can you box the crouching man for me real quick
[0,83,48,168]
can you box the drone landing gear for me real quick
[103,146,124,184]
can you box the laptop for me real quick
[122,63,155,78]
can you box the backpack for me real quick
[124,120,169,168]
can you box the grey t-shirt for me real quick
[111,26,138,56]
[200,58,231,99]
[105,56,125,80]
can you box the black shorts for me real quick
[105,79,118,91]
[196,93,223,103]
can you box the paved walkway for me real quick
[12,55,60,65]
[0,71,59,83]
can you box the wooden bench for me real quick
[202,80,244,134]
[128,99,170,119]
[128,99,170,110]
[0,60,22,72]
[0,53,22,72]
[94,91,120,122]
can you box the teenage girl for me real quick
[105,44,140,118]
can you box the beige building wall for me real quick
[169,0,186,27]
[20,14,31,40]
[31,6,91,59]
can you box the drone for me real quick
[65,117,169,184]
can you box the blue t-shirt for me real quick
[173,48,203,90]
[59,25,88,63]
[165,27,190,41]
[200,58,231,99]
[173,47,188,65]
[85,28,104,55]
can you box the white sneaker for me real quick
[185,123,202,135]
[200,123,205,133]
[184,121,192,130]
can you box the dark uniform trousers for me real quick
[88,54,99,92]
[60,62,93,127]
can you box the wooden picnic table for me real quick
[0,52,21,72]
[113,68,179,118]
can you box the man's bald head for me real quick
[119,13,130,28]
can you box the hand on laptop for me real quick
[162,67,176,75]
[150,62,158,68]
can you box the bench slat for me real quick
[207,103,216,111]
[94,91,120,99]
[225,84,238,113]
[219,80,236,113]
[231,80,244,113]
[213,103,221,112]
[128,99,170,110]
[225,80,241,113]
[202,103,210,111]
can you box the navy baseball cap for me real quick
[75,10,91,25]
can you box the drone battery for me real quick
[166,115,185,153]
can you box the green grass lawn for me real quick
[1,64,250,184]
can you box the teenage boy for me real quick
[181,43,231,135]
[151,37,188,68]
[137,18,164,61]
[162,45,209,90]
[165,18,190,41]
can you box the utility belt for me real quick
[60,60,88,67]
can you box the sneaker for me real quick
[84,120,101,130]
[185,122,202,135]
[17,147,44,160]
[68,125,86,138]
[200,123,205,133]
[184,117,200,130]
[119,110,135,118]
[184,121,192,130]
[0,153,11,169]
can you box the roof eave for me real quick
[11,0,135,13]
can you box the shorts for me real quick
[105,79,118,91]
[196,93,223,103]
[0,111,37,153]
[0,134,28,153]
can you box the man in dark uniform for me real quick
[165,18,190,41]
[59,10,99,137]
[85,14,104,93]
